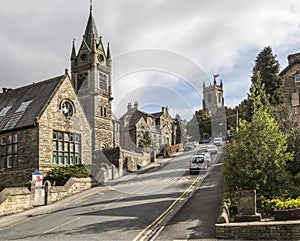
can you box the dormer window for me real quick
[0,106,12,117]
[295,74,300,83]
[16,100,32,113]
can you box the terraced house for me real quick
[280,52,300,127]
[120,102,180,155]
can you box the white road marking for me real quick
[43,217,80,234]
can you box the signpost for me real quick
[32,170,45,206]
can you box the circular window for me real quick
[61,100,74,119]
[80,53,88,62]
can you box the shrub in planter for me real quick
[44,165,90,186]
[273,197,300,221]
[257,196,300,220]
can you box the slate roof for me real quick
[0,74,65,133]
[279,59,300,76]
[151,111,163,118]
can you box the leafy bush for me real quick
[273,197,300,210]
[44,165,90,186]
[255,196,300,217]
[294,172,300,186]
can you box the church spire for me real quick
[70,38,76,60]
[83,0,99,49]
[106,42,111,60]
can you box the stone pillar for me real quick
[234,190,261,222]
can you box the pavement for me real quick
[0,152,182,230]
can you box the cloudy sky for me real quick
[1,0,300,120]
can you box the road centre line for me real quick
[43,217,80,234]
[133,175,201,241]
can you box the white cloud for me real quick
[1,0,300,120]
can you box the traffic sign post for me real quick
[32,170,45,206]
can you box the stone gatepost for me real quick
[234,190,261,222]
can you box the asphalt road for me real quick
[155,152,224,241]
[0,148,210,241]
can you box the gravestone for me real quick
[234,190,261,222]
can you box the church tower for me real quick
[71,3,113,151]
[202,75,224,115]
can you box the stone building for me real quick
[0,3,184,188]
[71,6,113,151]
[202,75,226,139]
[119,102,179,154]
[279,52,300,126]
[0,73,92,189]
[202,75,224,115]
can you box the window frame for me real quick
[295,74,300,83]
[52,130,81,165]
[0,133,18,169]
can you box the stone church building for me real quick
[202,75,227,139]
[0,73,92,189]
[0,5,182,189]
[202,76,224,115]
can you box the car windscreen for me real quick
[191,157,204,163]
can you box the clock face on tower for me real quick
[98,53,104,63]
[80,53,88,62]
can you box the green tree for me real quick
[223,74,293,199]
[286,127,300,176]
[248,70,270,117]
[253,46,284,106]
[239,46,289,129]
[174,114,183,144]
[186,110,211,141]
[139,131,151,148]
[237,98,252,123]
[225,106,238,138]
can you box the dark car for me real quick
[184,143,194,152]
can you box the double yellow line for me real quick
[133,175,202,241]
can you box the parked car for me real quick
[213,137,223,146]
[202,139,212,144]
[189,155,208,174]
[206,144,218,154]
[184,142,194,152]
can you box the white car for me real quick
[197,152,212,166]
[189,155,208,174]
[206,145,218,154]
[213,137,223,146]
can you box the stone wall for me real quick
[47,177,96,204]
[120,149,152,172]
[0,178,96,216]
[215,220,300,240]
[0,187,32,216]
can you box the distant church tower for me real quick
[70,3,113,151]
[202,75,224,115]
